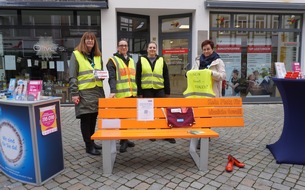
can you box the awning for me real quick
[205,0,305,10]
[0,0,108,10]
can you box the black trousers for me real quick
[80,112,98,148]
[142,89,165,98]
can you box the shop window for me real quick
[255,15,266,35]
[272,15,279,34]
[119,15,148,33]
[210,12,302,99]
[235,14,248,34]
[0,10,101,103]
[0,10,17,25]
[120,17,133,32]
[76,11,100,26]
[282,14,301,29]
[22,10,73,26]
[117,13,150,55]
[211,14,230,35]
[161,17,190,33]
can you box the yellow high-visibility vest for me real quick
[141,57,164,89]
[183,69,215,98]
[109,56,137,98]
[74,50,103,90]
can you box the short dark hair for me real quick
[201,40,214,50]
[118,39,128,46]
[233,69,239,75]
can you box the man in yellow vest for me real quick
[106,39,136,153]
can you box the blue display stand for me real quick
[266,78,305,164]
[0,97,64,185]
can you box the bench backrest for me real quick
[98,97,244,129]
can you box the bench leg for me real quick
[102,140,117,174]
[189,138,209,171]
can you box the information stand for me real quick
[0,97,64,185]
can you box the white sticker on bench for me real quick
[102,119,121,128]
[170,108,182,113]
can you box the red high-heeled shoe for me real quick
[225,156,234,172]
[228,154,245,168]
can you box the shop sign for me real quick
[162,48,188,54]
[162,48,188,65]
[33,37,58,60]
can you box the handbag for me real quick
[162,107,195,128]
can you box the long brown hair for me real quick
[75,32,102,56]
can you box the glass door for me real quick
[159,14,192,96]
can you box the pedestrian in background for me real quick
[106,39,136,153]
[69,32,105,156]
[228,69,240,96]
[136,41,175,144]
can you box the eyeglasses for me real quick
[203,48,211,51]
[119,44,128,48]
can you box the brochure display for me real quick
[0,97,64,185]
[266,78,305,164]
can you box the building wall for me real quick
[100,0,305,97]
[101,0,206,96]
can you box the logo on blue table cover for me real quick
[0,121,24,165]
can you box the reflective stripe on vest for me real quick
[110,56,137,98]
[183,69,215,98]
[74,51,103,90]
[141,57,164,89]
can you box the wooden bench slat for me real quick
[98,97,242,108]
[97,117,244,129]
[91,128,219,140]
[98,107,243,118]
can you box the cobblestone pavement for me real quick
[1,104,305,190]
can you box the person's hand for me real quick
[72,96,80,105]
[109,93,115,98]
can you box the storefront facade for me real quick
[1,0,305,103]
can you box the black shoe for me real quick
[120,140,135,147]
[94,143,102,150]
[127,140,135,147]
[149,139,156,142]
[86,147,101,156]
[119,140,128,153]
[164,138,176,144]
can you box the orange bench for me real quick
[91,97,244,174]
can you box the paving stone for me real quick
[2,104,305,190]
[272,183,291,190]
[236,184,255,190]
[166,182,178,189]
[134,182,150,190]
[201,184,218,190]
